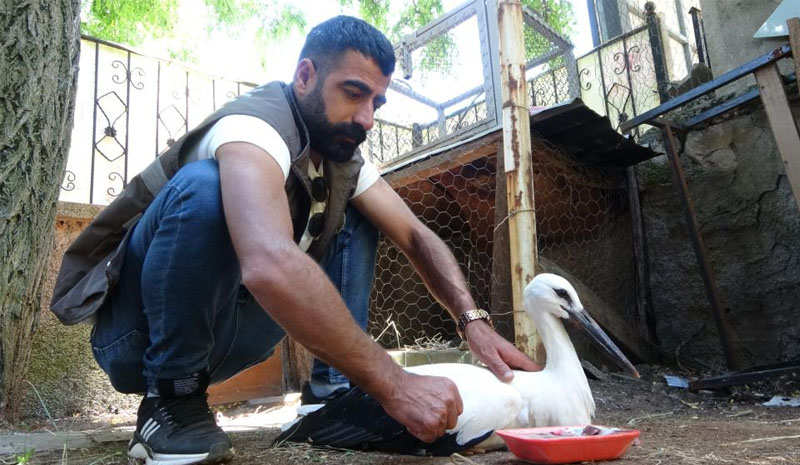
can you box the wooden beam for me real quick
[491,148,514,341]
[498,0,543,362]
[788,17,800,98]
[662,126,738,370]
[0,429,132,454]
[280,337,312,393]
[383,131,502,189]
[537,257,660,363]
[626,167,657,344]
[208,349,283,405]
[754,64,800,210]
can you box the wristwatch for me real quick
[457,309,492,341]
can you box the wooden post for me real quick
[754,63,800,209]
[661,125,738,371]
[788,17,800,98]
[497,0,543,362]
[626,167,657,344]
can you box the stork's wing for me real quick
[407,363,526,446]
[274,386,492,456]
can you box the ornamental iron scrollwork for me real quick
[61,170,76,191]
[95,91,128,162]
[110,59,146,90]
[605,82,632,131]
[158,104,187,148]
[107,172,125,198]
[627,46,643,73]
[579,67,593,91]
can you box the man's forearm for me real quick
[401,226,477,321]
[241,244,402,399]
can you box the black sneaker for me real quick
[127,394,233,465]
[300,381,349,405]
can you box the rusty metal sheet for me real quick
[529,99,656,167]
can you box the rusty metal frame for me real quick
[621,43,800,376]
[380,0,578,171]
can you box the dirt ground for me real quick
[3,364,799,465]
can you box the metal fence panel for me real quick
[60,37,255,205]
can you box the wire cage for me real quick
[364,1,580,169]
[367,131,638,347]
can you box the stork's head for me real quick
[524,273,640,378]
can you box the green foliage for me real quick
[205,0,306,41]
[521,0,575,68]
[82,0,306,64]
[81,0,574,77]
[14,450,35,464]
[391,0,455,77]
[354,0,391,33]
[341,0,454,76]
[81,0,180,44]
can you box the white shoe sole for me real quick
[128,441,212,465]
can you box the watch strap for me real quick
[457,309,492,341]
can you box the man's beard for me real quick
[297,84,367,163]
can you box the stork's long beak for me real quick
[568,309,640,378]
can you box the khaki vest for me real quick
[50,82,364,325]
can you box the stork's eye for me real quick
[555,288,571,303]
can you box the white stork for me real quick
[276,273,640,455]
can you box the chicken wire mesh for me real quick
[522,5,581,110]
[365,1,579,170]
[367,134,637,347]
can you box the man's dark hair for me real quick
[299,15,396,77]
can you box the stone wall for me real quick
[636,97,800,369]
[22,202,139,419]
[698,0,788,89]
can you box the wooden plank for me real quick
[207,348,283,405]
[755,64,800,210]
[383,131,502,189]
[626,167,657,344]
[491,148,514,341]
[281,337,313,393]
[661,126,738,370]
[0,429,133,454]
[788,17,800,98]
[537,257,660,363]
[498,0,542,362]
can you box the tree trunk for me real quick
[0,0,81,420]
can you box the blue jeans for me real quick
[91,159,377,394]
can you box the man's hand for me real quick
[376,371,463,443]
[465,321,541,382]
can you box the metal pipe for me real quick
[90,42,99,204]
[689,7,707,67]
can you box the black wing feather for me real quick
[274,386,492,456]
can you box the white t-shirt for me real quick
[186,114,380,251]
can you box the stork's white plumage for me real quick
[276,273,639,455]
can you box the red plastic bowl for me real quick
[495,425,640,464]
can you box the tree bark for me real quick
[0,0,81,420]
